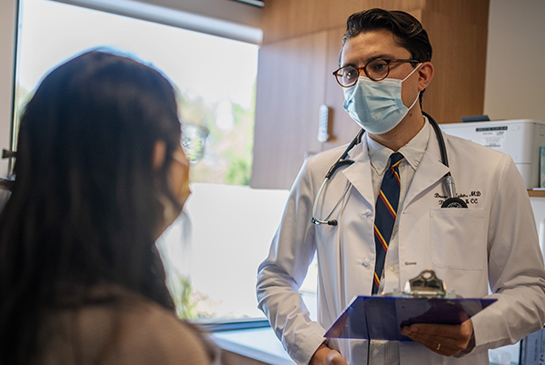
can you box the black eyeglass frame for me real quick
[333,58,420,87]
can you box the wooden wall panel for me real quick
[261,0,489,124]
[323,26,361,150]
[251,31,328,189]
[421,1,489,123]
[262,0,426,44]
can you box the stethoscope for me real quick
[311,112,467,226]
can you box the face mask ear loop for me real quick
[402,63,423,111]
[401,63,423,82]
[407,90,421,111]
[172,151,187,165]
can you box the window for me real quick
[14,0,317,324]
[15,0,259,186]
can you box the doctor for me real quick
[256,8,545,365]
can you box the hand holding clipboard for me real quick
[325,270,496,342]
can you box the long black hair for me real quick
[0,50,183,363]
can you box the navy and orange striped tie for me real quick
[372,152,404,295]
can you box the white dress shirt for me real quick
[365,120,431,364]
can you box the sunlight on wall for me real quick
[158,183,295,319]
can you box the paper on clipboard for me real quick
[324,295,496,341]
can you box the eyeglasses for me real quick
[181,124,209,165]
[333,58,419,87]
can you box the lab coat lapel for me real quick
[338,130,450,209]
[403,131,450,210]
[341,137,375,208]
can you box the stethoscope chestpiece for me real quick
[311,217,338,226]
[441,197,468,208]
[441,174,468,208]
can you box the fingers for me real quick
[327,350,349,365]
[401,329,460,356]
[310,344,349,365]
[402,321,471,338]
[400,320,473,357]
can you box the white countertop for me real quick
[211,327,295,365]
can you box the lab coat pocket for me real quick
[430,209,485,270]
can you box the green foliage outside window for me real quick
[13,82,256,186]
[178,82,255,186]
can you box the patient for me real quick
[0,50,217,364]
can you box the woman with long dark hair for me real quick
[0,50,216,364]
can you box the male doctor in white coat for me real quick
[256,8,545,365]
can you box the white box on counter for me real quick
[440,119,545,189]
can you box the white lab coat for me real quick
[256,124,545,365]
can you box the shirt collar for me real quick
[367,117,431,174]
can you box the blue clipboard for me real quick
[324,295,497,341]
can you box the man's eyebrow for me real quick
[341,54,397,68]
[367,54,396,62]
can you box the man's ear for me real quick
[152,141,166,171]
[418,62,434,91]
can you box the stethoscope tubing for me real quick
[311,180,351,226]
[311,112,464,225]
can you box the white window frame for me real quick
[51,0,262,45]
[0,0,18,177]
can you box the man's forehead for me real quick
[340,31,410,66]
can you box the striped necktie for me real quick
[373,152,404,295]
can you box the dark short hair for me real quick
[341,8,433,65]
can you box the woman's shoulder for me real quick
[41,285,216,364]
[114,290,213,364]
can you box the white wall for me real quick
[0,0,17,177]
[484,0,545,122]
[485,0,545,276]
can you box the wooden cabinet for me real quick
[251,32,327,189]
[251,28,359,189]
[251,0,489,189]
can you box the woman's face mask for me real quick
[170,148,191,209]
[342,64,421,134]
[156,145,191,238]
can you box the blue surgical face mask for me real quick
[342,64,421,134]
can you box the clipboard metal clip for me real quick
[393,270,456,298]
